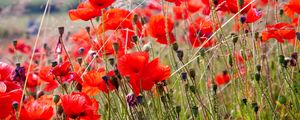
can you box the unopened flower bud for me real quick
[189,69,196,79]
[132,35,138,43]
[255,72,260,82]
[13,40,18,48]
[176,50,184,61]
[77,57,83,65]
[53,95,60,104]
[108,58,115,66]
[85,26,90,34]
[52,61,58,67]
[191,106,199,116]
[112,42,119,52]
[172,43,179,51]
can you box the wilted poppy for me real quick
[148,15,175,44]
[117,52,170,95]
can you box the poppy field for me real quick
[1,0,300,119]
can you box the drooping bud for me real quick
[176,50,184,61]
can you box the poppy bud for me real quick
[242,98,247,105]
[189,69,196,79]
[56,105,64,115]
[255,72,260,82]
[110,76,119,90]
[181,72,187,81]
[176,50,184,61]
[296,32,300,41]
[172,43,179,51]
[228,54,233,67]
[277,95,287,104]
[85,26,90,35]
[53,95,60,104]
[108,58,115,66]
[133,14,139,24]
[191,106,199,116]
[232,34,238,44]
[200,48,206,57]
[132,35,138,44]
[52,61,58,67]
[58,27,64,36]
[256,64,261,72]
[112,42,119,52]
[12,101,18,110]
[238,0,244,6]
[252,103,259,113]
[279,55,285,64]
[240,16,246,23]
[213,0,218,5]
[190,85,196,94]
[279,9,284,16]
[13,40,18,48]
[175,105,181,114]
[77,57,83,65]
[212,84,217,93]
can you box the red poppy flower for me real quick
[0,89,22,119]
[0,62,14,81]
[166,0,182,6]
[188,17,216,48]
[225,0,252,14]
[285,0,300,15]
[50,61,71,76]
[215,71,230,85]
[61,92,100,119]
[89,0,115,9]
[245,7,263,23]
[8,39,32,54]
[201,0,228,15]
[187,0,202,13]
[173,6,189,20]
[262,23,296,43]
[20,99,54,119]
[117,52,170,95]
[148,15,175,44]
[39,66,59,92]
[69,1,102,21]
[82,69,115,96]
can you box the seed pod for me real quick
[58,27,64,36]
